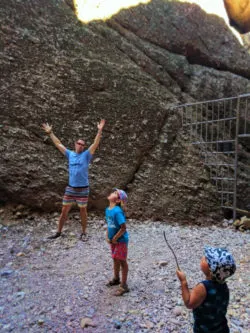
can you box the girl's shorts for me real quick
[111,243,128,261]
[62,186,89,208]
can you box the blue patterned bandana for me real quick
[204,246,236,284]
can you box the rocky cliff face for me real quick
[0,0,249,222]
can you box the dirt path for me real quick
[0,216,249,332]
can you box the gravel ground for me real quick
[0,214,249,333]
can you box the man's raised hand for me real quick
[42,123,52,134]
[97,119,106,131]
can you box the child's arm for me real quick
[111,224,126,244]
[106,230,111,244]
[176,270,207,309]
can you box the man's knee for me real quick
[61,205,71,218]
[80,206,87,213]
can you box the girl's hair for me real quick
[116,200,127,212]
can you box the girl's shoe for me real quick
[106,278,120,287]
[114,284,129,296]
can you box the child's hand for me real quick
[106,237,111,244]
[111,239,118,244]
[176,270,187,282]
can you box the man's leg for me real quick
[48,204,72,239]
[79,206,87,234]
[58,204,72,233]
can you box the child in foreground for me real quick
[105,188,129,296]
[176,246,236,333]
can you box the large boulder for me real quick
[0,0,249,221]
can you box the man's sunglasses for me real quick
[76,142,85,147]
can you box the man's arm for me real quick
[88,119,106,155]
[42,123,66,155]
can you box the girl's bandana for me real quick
[204,246,236,283]
[114,188,128,203]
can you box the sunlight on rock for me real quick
[73,0,150,23]
[178,0,242,43]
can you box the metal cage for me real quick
[175,93,250,220]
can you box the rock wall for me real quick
[0,0,249,222]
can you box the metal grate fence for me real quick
[175,93,250,220]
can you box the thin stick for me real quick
[163,231,181,270]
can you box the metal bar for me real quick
[192,140,235,145]
[223,100,226,141]
[229,99,232,118]
[183,117,237,126]
[238,93,250,98]
[210,104,215,184]
[217,103,220,144]
[174,93,250,109]
[200,104,203,140]
[204,163,234,166]
[229,119,232,140]
[195,104,198,139]
[210,151,234,154]
[215,140,219,190]
[238,134,250,138]
[174,96,241,108]
[211,102,214,142]
[205,103,208,149]
[211,177,234,180]
[243,99,247,135]
[221,180,224,206]
[233,97,240,221]
[229,100,233,140]
[185,106,188,127]
[190,106,193,139]
[209,155,212,179]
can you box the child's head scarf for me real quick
[114,188,128,208]
[204,246,236,284]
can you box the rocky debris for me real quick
[0,269,15,277]
[233,216,250,231]
[0,215,249,332]
[158,261,168,267]
[80,317,97,328]
[0,0,250,221]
